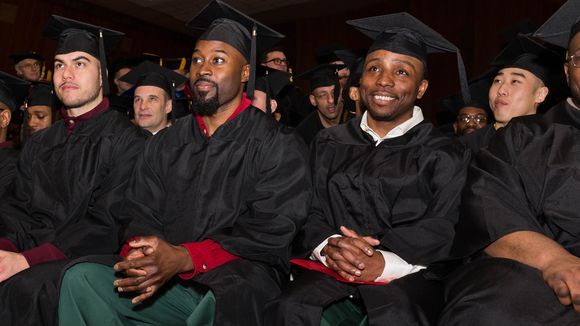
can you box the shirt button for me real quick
[202,264,207,270]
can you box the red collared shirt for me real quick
[60,98,110,135]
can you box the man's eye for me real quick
[396,69,409,76]
[192,58,203,64]
[213,57,225,64]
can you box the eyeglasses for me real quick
[264,58,288,66]
[568,53,580,68]
[457,114,487,124]
[18,62,40,70]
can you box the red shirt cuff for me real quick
[0,238,18,252]
[119,237,140,258]
[178,239,239,280]
[21,243,67,267]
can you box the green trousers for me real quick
[320,297,369,326]
[59,263,216,326]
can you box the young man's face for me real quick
[565,32,580,105]
[262,51,288,72]
[359,49,428,125]
[189,40,249,116]
[133,85,172,134]
[489,67,547,126]
[15,58,42,81]
[53,51,102,109]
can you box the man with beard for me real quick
[266,12,470,326]
[438,2,580,324]
[0,16,147,325]
[295,63,347,146]
[453,101,489,136]
[58,1,311,325]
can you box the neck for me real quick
[493,122,505,130]
[201,93,242,137]
[367,109,413,138]
[67,94,103,118]
[0,129,6,143]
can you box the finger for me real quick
[123,268,148,277]
[132,286,156,304]
[114,256,154,272]
[324,251,362,277]
[340,226,360,238]
[361,236,381,246]
[128,236,157,249]
[335,237,374,258]
[114,275,150,290]
[547,278,572,306]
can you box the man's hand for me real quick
[113,236,193,304]
[0,250,29,283]
[542,254,580,312]
[322,226,381,281]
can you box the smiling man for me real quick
[266,12,470,326]
[58,1,310,326]
[0,16,147,326]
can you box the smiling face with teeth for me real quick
[359,49,428,136]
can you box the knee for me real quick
[61,263,112,291]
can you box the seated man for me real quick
[266,12,471,326]
[0,16,146,325]
[439,3,580,324]
[58,1,310,325]
[460,36,561,153]
[120,61,188,134]
[10,51,44,82]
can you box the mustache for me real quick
[58,81,80,88]
[194,77,217,87]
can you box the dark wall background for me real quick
[0,0,568,123]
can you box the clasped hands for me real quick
[322,226,385,282]
[113,236,193,304]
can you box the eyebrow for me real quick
[72,56,91,62]
[495,71,527,79]
[192,49,229,56]
[365,57,418,72]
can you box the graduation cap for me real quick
[26,82,56,108]
[316,43,346,64]
[298,63,346,106]
[120,61,189,119]
[532,0,580,49]
[492,35,565,88]
[255,65,292,114]
[347,12,471,103]
[186,0,285,99]
[162,57,191,72]
[334,48,367,70]
[10,51,44,64]
[43,15,125,96]
[0,71,31,111]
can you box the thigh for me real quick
[440,257,580,326]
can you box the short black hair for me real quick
[259,46,286,64]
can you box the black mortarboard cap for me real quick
[186,0,284,99]
[43,15,125,96]
[333,48,368,70]
[0,71,31,110]
[162,57,191,71]
[10,51,44,64]
[347,12,471,103]
[298,63,346,106]
[26,82,56,108]
[255,65,292,114]
[532,0,580,49]
[492,35,564,87]
[120,61,188,97]
[316,43,346,64]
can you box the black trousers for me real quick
[265,268,443,326]
[439,257,580,326]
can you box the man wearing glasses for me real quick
[261,46,289,72]
[10,52,44,82]
[452,101,489,136]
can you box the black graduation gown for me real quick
[271,117,470,325]
[440,100,580,325]
[0,107,147,326]
[0,147,18,197]
[458,124,496,154]
[276,84,313,127]
[120,106,311,325]
[295,111,324,146]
